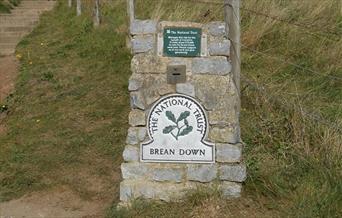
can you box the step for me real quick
[20,0,56,5]
[0,22,35,27]
[0,14,39,18]
[0,48,15,56]
[10,9,49,13]
[11,7,50,11]
[14,7,54,11]
[10,9,49,14]
[19,2,55,5]
[0,36,21,43]
[0,14,39,19]
[0,19,38,26]
[0,26,33,32]
[0,16,39,23]
[15,5,55,9]
[0,31,30,39]
[19,1,56,6]
[17,2,55,6]
[0,43,16,50]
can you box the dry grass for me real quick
[113,0,342,217]
[0,0,130,207]
[0,0,340,217]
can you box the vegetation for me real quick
[0,0,21,13]
[0,0,130,203]
[0,0,341,217]
[0,0,12,13]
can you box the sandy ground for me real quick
[0,55,18,136]
[0,187,105,218]
[0,55,18,102]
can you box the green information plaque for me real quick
[163,27,202,57]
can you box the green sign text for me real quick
[163,27,202,57]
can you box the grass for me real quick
[0,0,21,13]
[0,0,130,203]
[0,0,12,13]
[0,0,341,217]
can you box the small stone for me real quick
[123,146,139,162]
[121,163,148,179]
[176,83,195,97]
[128,75,143,91]
[130,19,157,35]
[140,74,175,105]
[121,181,218,202]
[131,54,168,74]
[219,164,247,182]
[130,74,174,108]
[137,127,146,141]
[125,180,192,202]
[131,35,154,54]
[192,57,231,75]
[138,184,155,199]
[207,22,227,37]
[130,91,145,110]
[187,164,217,182]
[126,127,146,145]
[151,167,184,183]
[129,109,146,126]
[209,125,240,144]
[193,74,239,111]
[209,40,230,56]
[208,108,239,125]
[220,181,241,198]
[143,89,160,106]
[120,181,133,202]
[158,84,174,96]
[216,143,242,163]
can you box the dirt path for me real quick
[0,187,105,218]
[0,55,18,102]
[0,164,118,218]
[0,55,18,136]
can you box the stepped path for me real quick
[0,0,56,56]
[0,0,56,130]
[0,0,55,103]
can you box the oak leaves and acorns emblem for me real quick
[162,110,193,140]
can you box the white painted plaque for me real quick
[141,94,214,163]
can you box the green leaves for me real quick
[179,126,193,137]
[177,111,190,122]
[163,110,193,140]
[166,111,176,123]
[184,118,189,126]
[163,125,177,134]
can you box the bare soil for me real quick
[0,55,18,136]
[0,187,105,218]
[0,164,119,218]
[0,55,18,102]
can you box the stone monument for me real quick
[120,19,246,202]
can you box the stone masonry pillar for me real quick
[120,19,246,202]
